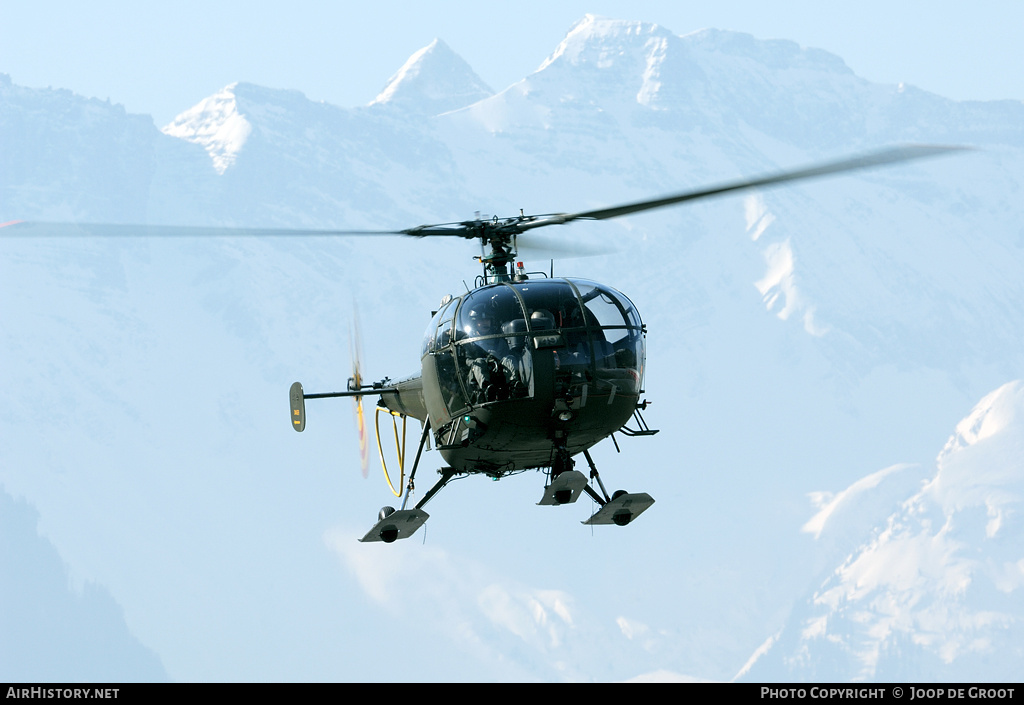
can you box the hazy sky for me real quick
[4,0,1022,126]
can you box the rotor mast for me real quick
[480,232,517,282]
[471,215,522,284]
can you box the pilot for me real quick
[465,308,493,338]
[501,319,533,397]
[462,307,510,403]
[461,308,503,352]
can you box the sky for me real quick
[4,0,1023,127]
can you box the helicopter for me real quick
[3,144,964,543]
[285,144,965,543]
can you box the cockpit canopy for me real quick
[422,278,645,416]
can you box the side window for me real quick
[573,280,644,392]
[432,298,467,414]
[435,347,466,414]
[435,299,457,351]
[422,303,444,356]
[576,281,631,328]
[436,318,453,350]
[422,299,457,356]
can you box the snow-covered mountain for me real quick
[369,38,493,115]
[739,381,1024,681]
[2,15,1022,682]
[0,73,216,225]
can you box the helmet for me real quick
[503,318,529,349]
[467,308,493,336]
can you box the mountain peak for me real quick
[162,83,251,174]
[537,15,674,73]
[537,15,851,80]
[369,38,493,115]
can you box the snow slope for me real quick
[741,382,1024,681]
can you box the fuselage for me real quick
[382,277,646,475]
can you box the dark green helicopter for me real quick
[4,145,963,543]
[281,145,964,543]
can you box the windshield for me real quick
[426,278,644,414]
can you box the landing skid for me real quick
[583,492,655,526]
[579,449,654,526]
[360,508,429,543]
[535,449,656,527]
[360,423,657,541]
[537,469,588,505]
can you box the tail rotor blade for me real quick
[354,395,369,479]
[350,307,369,478]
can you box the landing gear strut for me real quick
[579,449,655,527]
[537,438,588,506]
[360,422,459,543]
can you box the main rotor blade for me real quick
[0,221,408,238]
[521,144,969,229]
[516,232,615,259]
[1,144,968,242]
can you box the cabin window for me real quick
[453,285,529,405]
[422,298,457,356]
[437,278,646,409]
[571,279,645,394]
